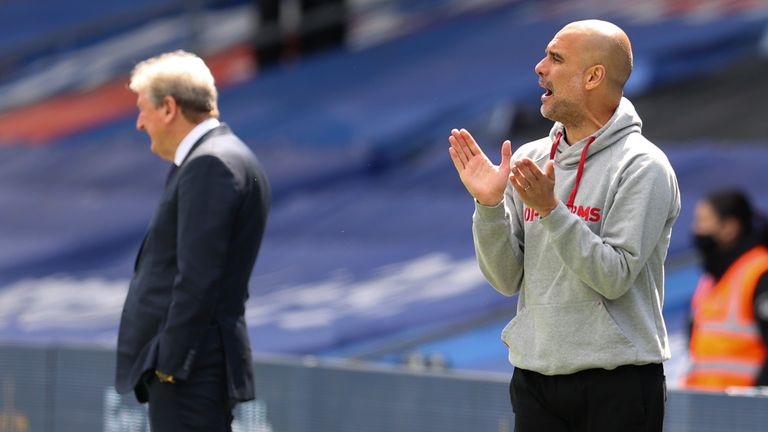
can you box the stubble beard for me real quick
[541,98,583,130]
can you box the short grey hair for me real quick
[129,50,219,121]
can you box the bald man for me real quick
[448,20,679,431]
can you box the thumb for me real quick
[545,160,555,180]
[500,140,512,170]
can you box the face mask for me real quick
[692,233,725,277]
[692,234,718,257]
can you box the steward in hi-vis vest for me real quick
[686,246,768,390]
[687,189,768,392]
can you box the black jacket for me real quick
[115,124,270,402]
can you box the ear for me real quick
[584,64,606,90]
[160,95,178,123]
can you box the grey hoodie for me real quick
[473,97,680,375]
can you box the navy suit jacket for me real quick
[115,124,270,403]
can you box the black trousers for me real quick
[510,363,666,432]
[146,334,233,432]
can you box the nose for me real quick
[136,115,144,131]
[534,57,546,77]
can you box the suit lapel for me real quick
[133,124,231,273]
[164,163,179,187]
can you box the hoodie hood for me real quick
[547,97,643,168]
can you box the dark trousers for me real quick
[146,335,233,431]
[510,363,666,432]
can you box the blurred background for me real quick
[1,0,768,429]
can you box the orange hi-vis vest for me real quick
[685,246,768,391]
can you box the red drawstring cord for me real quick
[549,131,562,160]
[548,132,596,208]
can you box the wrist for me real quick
[476,195,503,207]
[538,200,559,218]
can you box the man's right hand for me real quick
[448,128,511,206]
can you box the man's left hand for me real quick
[510,158,558,217]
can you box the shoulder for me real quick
[186,134,265,189]
[194,128,244,157]
[613,134,677,182]
[612,134,680,213]
[191,130,256,168]
[619,135,672,165]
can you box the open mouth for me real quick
[541,85,553,103]
[539,81,553,101]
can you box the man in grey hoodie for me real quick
[448,20,680,431]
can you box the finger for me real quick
[459,129,481,157]
[518,158,543,181]
[509,173,528,193]
[544,160,555,180]
[448,133,469,165]
[500,140,512,171]
[451,129,474,162]
[448,147,466,172]
[511,162,529,184]
[510,166,530,190]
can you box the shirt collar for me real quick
[173,117,221,166]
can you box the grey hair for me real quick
[129,50,219,120]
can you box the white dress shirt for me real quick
[173,117,221,166]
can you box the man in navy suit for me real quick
[115,50,271,431]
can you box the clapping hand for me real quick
[449,128,558,216]
[448,128,511,207]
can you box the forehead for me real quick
[547,29,580,53]
[694,201,719,221]
[136,92,155,109]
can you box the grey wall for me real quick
[0,344,766,432]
